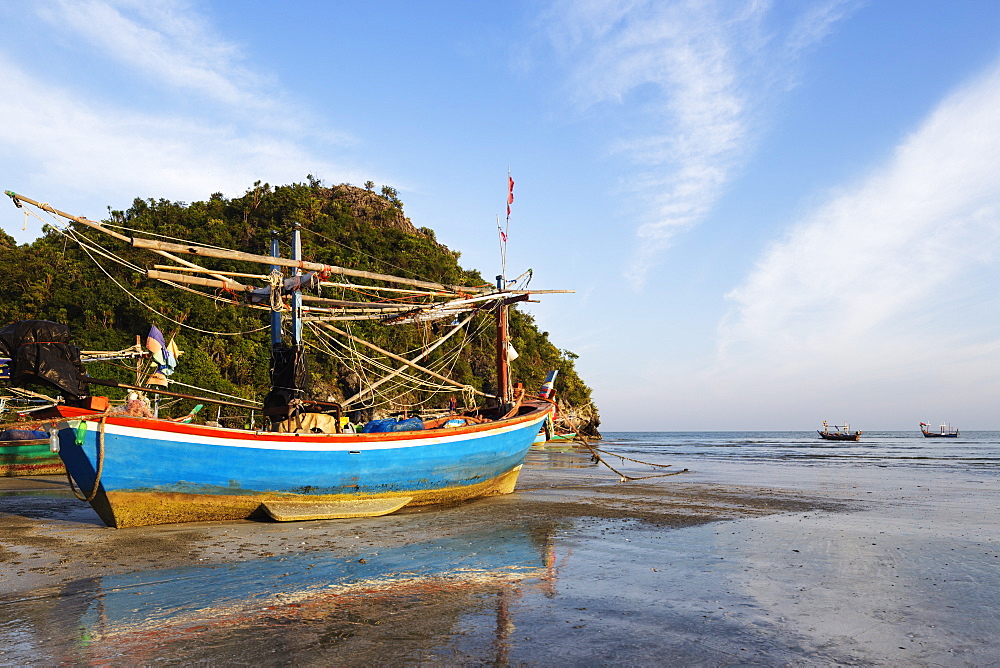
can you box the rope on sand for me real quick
[572,437,688,482]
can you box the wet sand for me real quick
[2,446,998,665]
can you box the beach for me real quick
[2,433,999,665]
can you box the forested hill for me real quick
[0,179,600,436]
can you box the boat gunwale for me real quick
[0,438,51,447]
[46,401,553,446]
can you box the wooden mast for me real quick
[495,275,510,404]
[291,222,303,346]
[269,231,282,348]
[494,291,531,406]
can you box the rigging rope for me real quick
[582,443,689,482]
[12,197,516,411]
[304,321,480,411]
[24,204,270,336]
[310,314,484,405]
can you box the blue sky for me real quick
[3,0,1000,430]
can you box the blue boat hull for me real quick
[51,404,552,527]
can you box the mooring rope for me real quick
[66,416,106,503]
[579,441,688,482]
[589,446,677,468]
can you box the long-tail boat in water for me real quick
[920,422,959,438]
[817,420,861,441]
[2,190,571,528]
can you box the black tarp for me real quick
[0,320,87,397]
[262,344,309,423]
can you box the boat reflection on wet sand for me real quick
[5,523,558,665]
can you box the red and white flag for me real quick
[506,175,514,217]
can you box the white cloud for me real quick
[0,2,368,241]
[718,57,1000,394]
[0,52,362,241]
[28,0,355,146]
[784,0,860,60]
[546,0,856,287]
[42,0,265,110]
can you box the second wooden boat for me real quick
[920,422,959,438]
[817,421,861,441]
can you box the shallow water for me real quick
[604,430,1000,470]
[2,432,999,665]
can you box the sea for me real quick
[3,430,1000,665]
[600,429,1000,476]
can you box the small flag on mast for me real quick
[145,325,181,387]
[145,325,169,367]
[499,172,514,279]
[506,175,515,218]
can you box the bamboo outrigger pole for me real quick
[5,191,130,242]
[145,270,423,311]
[5,191,492,295]
[131,238,492,295]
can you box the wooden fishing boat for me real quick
[817,421,861,441]
[4,191,571,528]
[920,422,959,438]
[0,430,64,476]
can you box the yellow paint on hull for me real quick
[1,439,65,476]
[1,462,65,477]
[100,465,525,528]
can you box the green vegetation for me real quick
[1,180,599,432]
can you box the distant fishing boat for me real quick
[817,421,861,441]
[920,422,959,438]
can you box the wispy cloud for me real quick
[720,57,1000,382]
[0,1,363,241]
[546,0,856,286]
[41,0,266,110]
[0,53,350,217]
